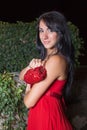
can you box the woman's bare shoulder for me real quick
[46,54,67,67]
[45,54,68,79]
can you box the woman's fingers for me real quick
[29,58,42,68]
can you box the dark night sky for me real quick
[0,0,87,65]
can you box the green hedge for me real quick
[0,21,38,73]
[0,20,84,73]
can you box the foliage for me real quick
[0,20,84,73]
[0,21,38,73]
[0,72,27,130]
[67,21,84,66]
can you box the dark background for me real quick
[0,0,87,65]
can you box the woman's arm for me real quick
[24,55,68,108]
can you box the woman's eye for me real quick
[48,28,53,32]
[39,28,43,33]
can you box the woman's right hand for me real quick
[19,58,45,81]
[29,58,42,68]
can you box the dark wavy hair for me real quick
[36,11,75,102]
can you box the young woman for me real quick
[19,11,74,130]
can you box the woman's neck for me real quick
[47,48,57,57]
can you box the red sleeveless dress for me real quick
[26,80,73,130]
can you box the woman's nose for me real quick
[43,32,48,39]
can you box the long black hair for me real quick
[36,11,75,102]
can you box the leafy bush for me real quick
[67,21,84,66]
[0,72,27,130]
[0,21,38,73]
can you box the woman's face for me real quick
[39,20,59,50]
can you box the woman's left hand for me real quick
[25,84,31,94]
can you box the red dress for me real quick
[26,80,73,130]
